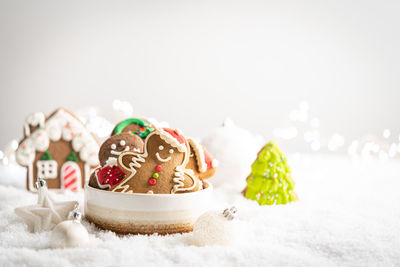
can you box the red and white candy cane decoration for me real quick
[61,162,82,191]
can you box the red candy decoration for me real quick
[155,165,162,172]
[96,165,126,189]
[148,178,157,186]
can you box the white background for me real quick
[1,0,399,149]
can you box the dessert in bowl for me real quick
[85,119,217,234]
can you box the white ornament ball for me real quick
[51,220,89,248]
[202,118,265,191]
[192,210,237,246]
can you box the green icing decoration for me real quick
[244,141,297,205]
[67,151,79,162]
[41,151,52,160]
[113,118,153,138]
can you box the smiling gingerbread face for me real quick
[98,133,144,166]
[146,134,186,166]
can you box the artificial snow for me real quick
[0,163,26,188]
[0,120,399,266]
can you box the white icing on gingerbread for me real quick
[45,119,62,141]
[24,112,45,137]
[72,132,90,151]
[94,168,112,189]
[80,143,99,166]
[113,151,146,193]
[16,139,35,166]
[110,146,130,156]
[155,152,171,162]
[62,121,80,141]
[158,130,186,153]
[36,160,58,179]
[31,129,49,152]
[171,164,198,193]
[18,109,99,166]
[189,138,207,172]
[105,157,118,167]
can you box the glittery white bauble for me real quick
[50,220,89,248]
[201,118,265,191]
[192,211,237,246]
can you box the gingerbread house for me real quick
[16,108,100,191]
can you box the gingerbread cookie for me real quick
[98,133,144,166]
[111,118,154,139]
[112,128,202,194]
[186,138,218,179]
[88,133,144,190]
[16,108,100,192]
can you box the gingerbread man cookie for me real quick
[111,128,202,194]
[98,133,144,166]
[186,138,218,179]
[88,133,144,190]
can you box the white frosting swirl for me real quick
[31,129,49,152]
[16,139,35,165]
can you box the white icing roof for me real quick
[16,109,99,166]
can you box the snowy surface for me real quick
[0,153,399,267]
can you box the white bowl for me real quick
[84,182,213,234]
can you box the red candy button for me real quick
[155,165,162,172]
[148,178,157,186]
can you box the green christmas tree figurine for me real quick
[243,141,297,205]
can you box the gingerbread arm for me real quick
[111,151,145,193]
[171,167,200,193]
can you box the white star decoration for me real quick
[14,178,78,233]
